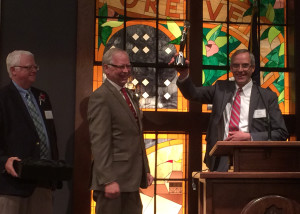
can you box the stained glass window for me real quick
[94,0,188,112]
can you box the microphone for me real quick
[192,171,201,191]
[256,84,272,141]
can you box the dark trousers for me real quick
[94,190,142,214]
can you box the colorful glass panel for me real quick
[257,0,286,24]
[97,0,186,19]
[96,0,124,17]
[261,71,292,114]
[203,23,229,66]
[228,0,252,23]
[260,25,286,68]
[142,133,187,214]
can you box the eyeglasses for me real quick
[231,63,252,70]
[108,64,132,70]
[13,65,40,71]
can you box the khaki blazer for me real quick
[88,80,150,192]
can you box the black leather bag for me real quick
[13,159,72,181]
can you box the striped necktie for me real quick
[229,88,242,132]
[25,93,49,159]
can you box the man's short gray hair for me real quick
[6,50,34,78]
[230,49,255,67]
[102,48,129,72]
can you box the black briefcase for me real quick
[13,159,73,181]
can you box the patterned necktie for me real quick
[120,88,139,123]
[229,88,242,132]
[25,93,49,159]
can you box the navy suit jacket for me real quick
[177,78,289,171]
[0,81,58,196]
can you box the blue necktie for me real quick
[26,93,49,159]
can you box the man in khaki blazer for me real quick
[88,48,153,214]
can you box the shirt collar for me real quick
[235,79,253,97]
[12,80,31,98]
[106,78,123,91]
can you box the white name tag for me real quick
[253,109,266,118]
[44,110,53,119]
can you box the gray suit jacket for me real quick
[88,80,150,192]
[177,78,289,171]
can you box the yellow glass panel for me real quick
[202,134,208,171]
[142,132,187,214]
[91,191,96,213]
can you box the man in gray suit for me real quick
[88,48,153,214]
[172,49,289,171]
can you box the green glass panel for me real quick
[202,70,228,86]
[259,0,286,24]
[260,25,285,68]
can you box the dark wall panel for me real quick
[0,1,77,213]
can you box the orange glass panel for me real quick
[93,66,104,91]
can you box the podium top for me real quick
[209,141,300,156]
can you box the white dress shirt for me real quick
[223,80,253,139]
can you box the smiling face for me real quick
[230,52,254,88]
[104,51,131,87]
[11,54,38,89]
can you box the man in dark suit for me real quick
[172,49,289,171]
[0,50,59,214]
[88,48,153,214]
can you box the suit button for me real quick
[36,142,40,145]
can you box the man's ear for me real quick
[103,64,109,75]
[10,67,16,76]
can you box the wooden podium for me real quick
[195,141,300,214]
